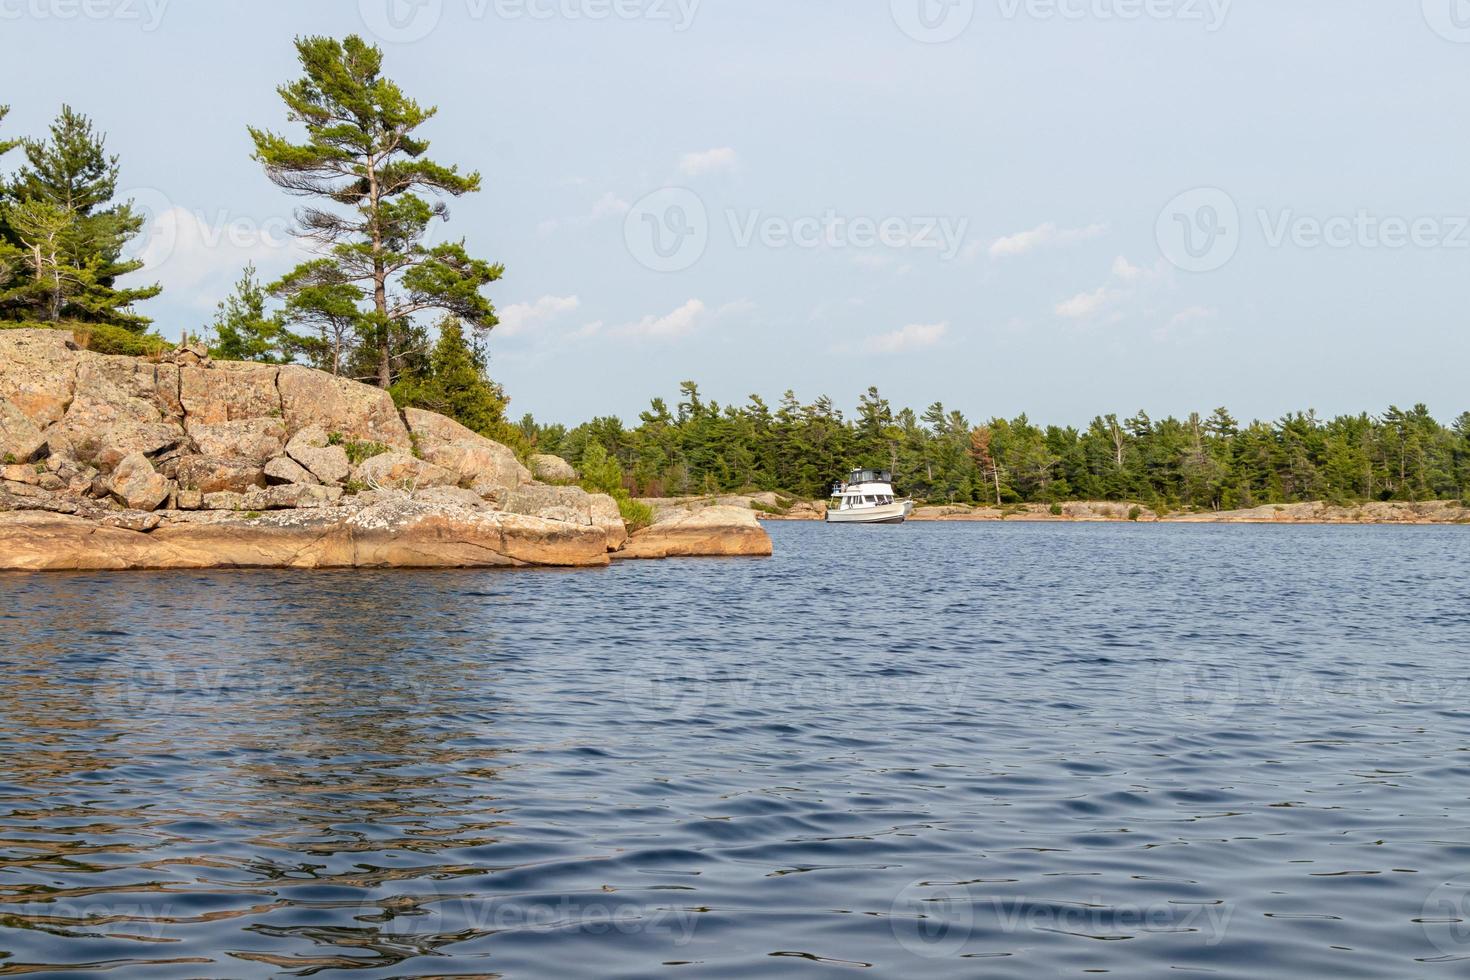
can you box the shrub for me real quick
[1049,502,1064,516]
[1128,505,1143,522]
[328,433,391,465]
[617,495,655,531]
[2,320,171,357]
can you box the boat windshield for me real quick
[847,469,892,485]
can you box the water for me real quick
[2,522,1469,978]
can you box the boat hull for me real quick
[825,501,915,525]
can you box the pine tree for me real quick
[206,264,297,363]
[391,317,510,438]
[251,35,503,389]
[3,106,159,328]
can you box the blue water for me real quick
[1,522,1469,978]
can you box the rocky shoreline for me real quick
[0,329,771,571]
[659,492,1470,526]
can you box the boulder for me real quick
[2,463,40,486]
[616,505,773,560]
[187,418,286,465]
[504,483,596,525]
[277,365,411,450]
[284,426,351,485]
[175,455,267,495]
[108,453,171,512]
[353,452,458,490]
[532,453,577,483]
[263,455,319,486]
[402,406,532,497]
[0,329,79,427]
[179,362,281,425]
[56,354,186,470]
[0,398,46,464]
[176,489,204,511]
[0,500,611,570]
[589,493,630,552]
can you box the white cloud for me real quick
[860,321,948,354]
[1055,255,1170,321]
[619,299,707,339]
[1055,287,1114,319]
[679,147,739,177]
[498,295,581,337]
[988,221,1106,259]
[132,206,309,308]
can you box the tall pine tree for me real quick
[1,106,159,328]
[250,35,503,389]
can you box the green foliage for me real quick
[1128,505,1143,522]
[206,264,298,363]
[391,317,510,435]
[327,433,390,466]
[0,106,159,328]
[252,35,502,388]
[577,441,652,530]
[553,387,1470,509]
[1049,502,1064,516]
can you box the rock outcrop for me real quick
[531,453,577,483]
[617,505,774,559]
[0,328,772,570]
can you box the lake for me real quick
[1,522,1468,977]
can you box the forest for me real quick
[528,385,1470,510]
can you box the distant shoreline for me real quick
[643,495,1470,527]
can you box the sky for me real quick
[3,0,1469,427]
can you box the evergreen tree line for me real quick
[526,384,1470,509]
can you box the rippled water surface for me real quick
[3,522,1470,977]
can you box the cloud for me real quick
[988,221,1107,259]
[860,321,948,354]
[619,299,707,339]
[132,206,309,308]
[679,147,739,177]
[538,191,630,236]
[1055,255,1169,321]
[1153,305,1218,343]
[497,295,581,337]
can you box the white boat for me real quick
[825,469,915,525]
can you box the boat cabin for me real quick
[830,470,899,512]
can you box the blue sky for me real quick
[3,0,1468,426]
